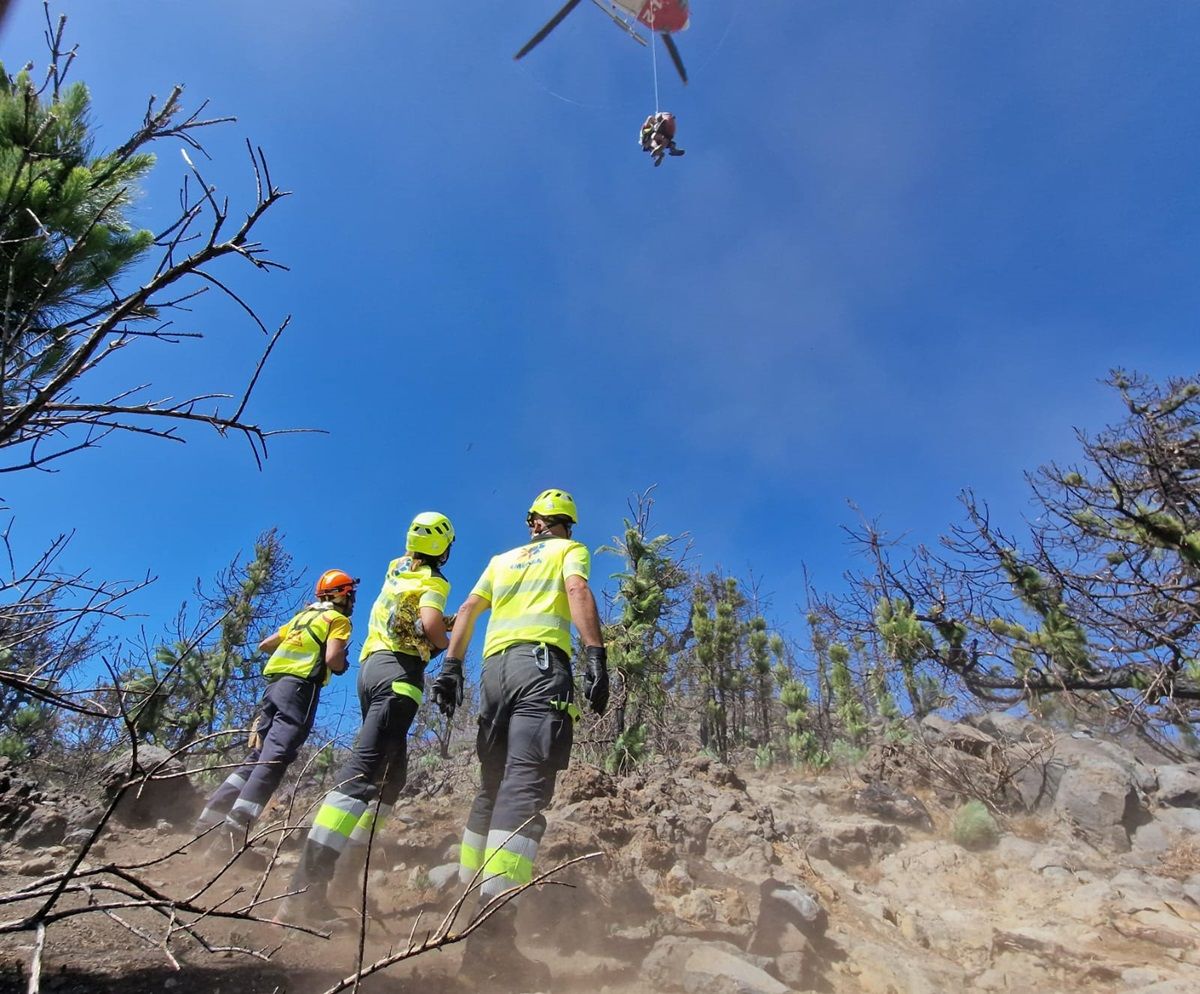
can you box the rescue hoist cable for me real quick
[649,5,660,113]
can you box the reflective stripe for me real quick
[481,847,535,885]
[349,803,392,844]
[229,798,263,821]
[196,807,226,829]
[308,822,352,852]
[461,842,484,870]
[460,828,488,879]
[481,828,539,885]
[488,613,571,635]
[488,576,565,601]
[314,797,360,835]
[391,680,424,705]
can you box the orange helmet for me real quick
[315,569,358,601]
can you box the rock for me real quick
[707,813,773,861]
[1154,766,1200,808]
[664,862,694,897]
[676,890,718,923]
[1157,807,1200,833]
[1123,967,1170,986]
[852,782,933,829]
[11,810,67,849]
[1131,979,1200,993]
[1052,753,1146,852]
[426,863,459,892]
[808,819,903,868]
[1132,821,1176,854]
[920,716,998,757]
[967,712,1052,743]
[642,936,788,994]
[773,950,808,988]
[16,854,56,876]
[1029,846,1083,874]
[748,879,826,953]
[102,745,201,828]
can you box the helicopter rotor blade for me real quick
[662,32,688,84]
[515,0,585,60]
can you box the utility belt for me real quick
[265,671,323,686]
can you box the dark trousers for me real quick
[459,643,574,901]
[196,675,319,831]
[292,650,422,890]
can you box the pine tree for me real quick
[599,494,690,769]
[123,531,300,752]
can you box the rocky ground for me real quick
[1,715,1199,994]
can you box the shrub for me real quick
[952,799,1000,850]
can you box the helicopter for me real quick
[515,0,690,84]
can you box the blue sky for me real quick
[2,2,1198,718]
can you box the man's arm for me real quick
[565,574,603,647]
[324,637,349,675]
[445,594,490,659]
[257,632,283,654]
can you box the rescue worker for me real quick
[194,570,357,856]
[639,111,685,166]
[284,512,455,923]
[431,489,608,989]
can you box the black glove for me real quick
[431,657,464,717]
[582,646,609,716]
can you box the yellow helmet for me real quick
[528,488,578,524]
[407,511,455,558]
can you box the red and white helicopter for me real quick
[515,0,691,83]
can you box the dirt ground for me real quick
[0,805,634,994]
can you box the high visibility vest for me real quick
[476,537,590,658]
[262,604,346,686]
[359,557,449,662]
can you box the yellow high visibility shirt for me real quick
[263,603,352,685]
[472,536,590,658]
[360,556,450,661]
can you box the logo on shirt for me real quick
[511,544,545,569]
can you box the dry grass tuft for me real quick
[1158,836,1200,880]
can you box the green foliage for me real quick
[122,530,299,751]
[829,641,868,743]
[599,502,690,767]
[0,705,52,761]
[606,722,648,774]
[0,59,156,381]
[828,738,866,769]
[952,800,1000,850]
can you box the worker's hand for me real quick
[431,657,465,718]
[582,646,609,716]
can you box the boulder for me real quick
[11,810,67,849]
[1050,740,1151,852]
[808,819,903,868]
[748,878,826,953]
[425,863,458,893]
[102,745,201,828]
[852,782,933,829]
[920,716,998,757]
[1155,765,1200,808]
[642,936,788,994]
